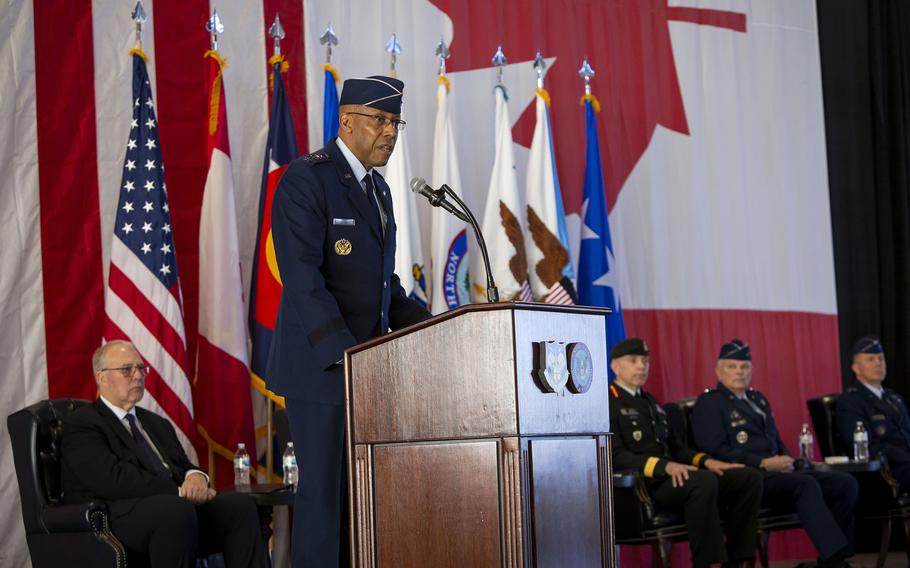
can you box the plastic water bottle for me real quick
[282,442,298,489]
[233,443,251,486]
[798,423,814,461]
[853,421,869,463]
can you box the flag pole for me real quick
[320,22,338,65]
[578,57,600,112]
[492,45,506,92]
[263,14,287,484]
[203,8,226,484]
[320,23,340,145]
[131,1,147,52]
[385,33,401,78]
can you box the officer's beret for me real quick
[339,75,404,115]
[610,337,649,359]
[853,336,883,355]
[718,339,751,361]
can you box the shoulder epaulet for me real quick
[609,385,621,399]
[300,151,331,164]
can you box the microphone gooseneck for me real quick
[409,177,470,223]
[438,184,498,303]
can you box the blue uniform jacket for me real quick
[692,383,788,468]
[836,379,910,464]
[266,139,431,403]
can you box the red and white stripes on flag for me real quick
[195,50,257,480]
[524,88,577,306]
[104,50,197,460]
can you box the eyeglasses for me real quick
[102,364,150,378]
[347,111,406,132]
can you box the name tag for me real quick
[871,414,886,421]
[333,218,356,226]
[620,408,640,416]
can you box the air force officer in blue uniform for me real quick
[692,340,858,568]
[837,336,910,492]
[268,76,431,567]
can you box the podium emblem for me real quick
[536,341,569,394]
[566,342,594,393]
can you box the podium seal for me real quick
[566,342,594,394]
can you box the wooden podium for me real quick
[344,302,615,567]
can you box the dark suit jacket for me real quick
[692,383,788,468]
[267,138,430,404]
[61,399,196,517]
[837,379,910,464]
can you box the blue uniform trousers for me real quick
[286,398,349,568]
[762,470,857,561]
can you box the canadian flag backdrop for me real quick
[1,0,836,564]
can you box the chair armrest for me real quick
[39,502,109,533]
[875,452,904,497]
[612,470,638,489]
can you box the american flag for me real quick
[103,51,197,460]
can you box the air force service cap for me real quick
[718,339,751,361]
[339,75,404,115]
[853,336,883,355]
[610,337,649,359]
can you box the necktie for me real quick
[125,414,169,477]
[363,173,386,239]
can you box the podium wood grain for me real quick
[345,303,616,567]
[373,441,501,566]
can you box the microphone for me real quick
[409,177,470,223]
[409,177,499,303]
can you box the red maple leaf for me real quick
[430,0,745,213]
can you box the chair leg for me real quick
[651,539,672,568]
[876,519,891,568]
[756,531,771,568]
[903,513,910,566]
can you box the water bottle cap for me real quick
[287,442,293,448]
[238,443,246,449]
[856,421,862,426]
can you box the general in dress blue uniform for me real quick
[837,336,910,491]
[692,340,858,568]
[609,338,761,568]
[267,76,431,567]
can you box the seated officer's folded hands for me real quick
[759,455,795,473]
[179,472,216,504]
[664,461,698,487]
[703,458,743,476]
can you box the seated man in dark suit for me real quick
[837,336,910,490]
[692,339,858,568]
[609,338,762,568]
[61,340,267,567]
